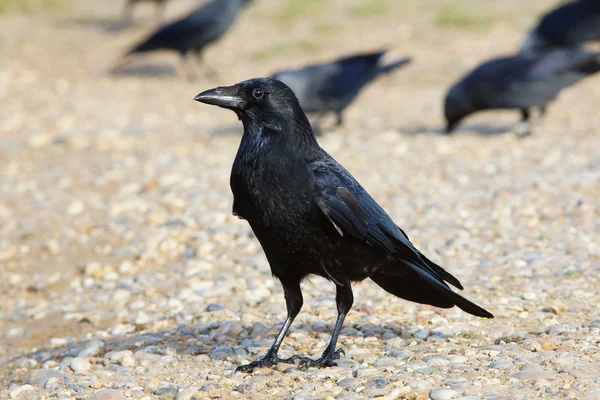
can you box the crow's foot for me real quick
[296,348,345,370]
[235,353,299,373]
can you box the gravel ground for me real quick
[1,0,599,399]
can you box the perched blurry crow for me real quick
[125,0,250,65]
[272,51,410,130]
[124,0,170,22]
[444,49,600,136]
[194,78,493,372]
[521,0,600,54]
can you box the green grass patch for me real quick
[459,331,476,339]
[0,0,71,14]
[435,6,493,30]
[311,22,340,35]
[349,0,430,20]
[278,0,327,23]
[250,39,319,61]
[349,0,390,17]
[564,270,580,279]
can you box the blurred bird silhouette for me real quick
[444,48,600,136]
[272,51,410,133]
[123,0,170,23]
[194,78,492,373]
[119,0,251,76]
[521,0,600,54]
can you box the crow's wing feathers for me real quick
[311,158,462,289]
[525,50,600,78]
[316,187,369,239]
[462,50,600,108]
[129,0,242,54]
[315,52,385,100]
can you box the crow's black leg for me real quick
[515,108,533,137]
[236,280,303,373]
[297,283,353,370]
[178,52,199,81]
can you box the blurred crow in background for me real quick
[194,78,493,372]
[444,48,600,136]
[121,0,251,74]
[124,0,170,22]
[272,51,410,133]
[520,0,600,54]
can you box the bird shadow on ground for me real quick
[110,63,178,77]
[59,17,134,34]
[400,123,514,136]
[1,319,383,384]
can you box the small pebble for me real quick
[70,358,91,373]
[175,387,199,400]
[154,386,179,396]
[430,388,459,400]
[10,384,34,398]
[84,390,126,400]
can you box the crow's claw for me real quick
[235,353,298,373]
[296,348,345,370]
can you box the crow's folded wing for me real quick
[311,170,462,290]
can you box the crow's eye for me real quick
[252,88,265,100]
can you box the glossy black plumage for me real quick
[194,78,493,373]
[127,0,249,58]
[272,51,410,129]
[521,0,600,53]
[444,48,600,135]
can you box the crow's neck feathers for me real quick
[239,103,320,160]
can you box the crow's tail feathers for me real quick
[377,57,411,75]
[370,261,493,319]
[108,39,153,74]
[420,254,463,290]
[125,41,151,57]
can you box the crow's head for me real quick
[194,78,316,145]
[443,83,473,134]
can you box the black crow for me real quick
[521,0,600,54]
[124,0,170,22]
[125,0,250,68]
[194,78,493,373]
[272,51,410,131]
[444,48,600,135]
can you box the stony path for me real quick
[1,0,599,399]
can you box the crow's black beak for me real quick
[194,86,245,110]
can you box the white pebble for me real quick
[175,387,199,400]
[450,356,468,365]
[109,350,133,363]
[133,311,150,325]
[120,355,136,367]
[523,292,537,300]
[10,384,34,398]
[70,357,91,373]
[430,388,459,400]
